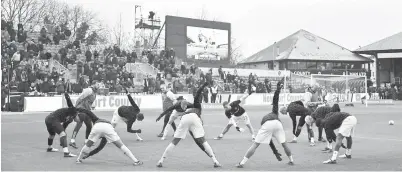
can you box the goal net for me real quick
[310,74,368,106]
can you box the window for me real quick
[306,62,317,69]
[317,62,326,70]
[288,61,307,69]
[268,62,274,70]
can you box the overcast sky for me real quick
[63,0,402,58]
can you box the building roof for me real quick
[354,32,402,54]
[239,29,372,64]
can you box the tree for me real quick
[1,0,47,25]
[230,37,244,65]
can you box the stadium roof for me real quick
[239,29,372,64]
[354,32,402,54]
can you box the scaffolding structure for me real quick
[134,5,165,53]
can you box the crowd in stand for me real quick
[2,20,401,111]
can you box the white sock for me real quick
[310,138,315,143]
[293,135,297,140]
[160,143,175,162]
[120,145,139,162]
[328,142,333,149]
[135,133,142,139]
[163,125,170,138]
[63,147,69,153]
[78,145,89,159]
[202,142,218,163]
[346,149,352,155]
[240,157,248,164]
[288,155,294,162]
[331,151,338,160]
[71,139,75,143]
[218,133,224,137]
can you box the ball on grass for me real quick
[389,120,395,125]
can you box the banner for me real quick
[23,93,380,112]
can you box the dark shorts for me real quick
[45,116,64,135]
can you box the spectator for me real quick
[56,78,65,94]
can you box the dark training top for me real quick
[47,93,77,124]
[311,106,332,120]
[323,112,351,130]
[287,101,309,117]
[184,82,209,117]
[225,100,246,118]
[117,94,141,133]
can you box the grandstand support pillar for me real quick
[375,53,380,88]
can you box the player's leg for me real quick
[243,113,255,140]
[269,141,282,161]
[339,136,353,158]
[324,116,356,164]
[70,120,84,149]
[289,114,298,143]
[191,116,221,167]
[272,120,294,165]
[112,139,143,165]
[323,133,344,164]
[158,112,171,137]
[318,121,325,142]
[111,109,122,128]
[162,111,179,140]
[157,138,182,167]
[45,120,58,152]
[214,123,233,140]
[236,142,260,168]
[338,116,356,159]
[76,140,95,163]
[157,116,187,167]
[53,121,76,157]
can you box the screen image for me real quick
[186,26,229,61]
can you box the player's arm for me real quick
[272,79,283,114]
[62,120,73,130]
[64,93,74,108]
[126,118,141,133]
[83,137,107,159]
[127,94,140,111]
[156,105,175,122]
[194,82,209,104]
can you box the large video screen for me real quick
[186,26,229,61]
[165,16,231,67]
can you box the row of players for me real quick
[44,79,356,168]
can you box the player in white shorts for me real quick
[237,79,294,168]
[156,82,222,168]
[156,96,186,140]
[214,83,255,140]
[322,112,357,164]
[75,119,143,166]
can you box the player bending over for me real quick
[70,83,99,148]
[236,79,294,168]
[156,96,185,140]
[322,111,356,164]
[157,86,177,138]
[75,118,143,166]
[111,88,144,141]
[156,82,221,168]
[315,104,345,152]
[45,93,78,157]
[214,82,256,140]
